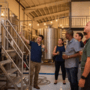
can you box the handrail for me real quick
[5,36,29,69]
[1,21,30,68]
[1,20,30,90]
[0,3,30,90]
[2,46,22,74]
[7,19,30,53]
[1,21,23,55]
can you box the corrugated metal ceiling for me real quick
[17,0,71,23]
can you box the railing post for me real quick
[29,52,30,89]
[69,2,72,29]
[86,16,87,25]
[21,53,23,90]
[0,5,2,61]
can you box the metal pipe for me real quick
[19,0,20,32]
[21,53,23,90]
[69,2,71,29]
[0,6,1,43]
[29,53,30,89]
[15,0,25,9]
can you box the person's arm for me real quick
[63,52,80,59]
[68,52,80,59]
[63,41,80,59]
[45,47,47,53]
[19,32,29,44]
[82,41,90,77]
[82,57,90,78]
[53,46,59,56]
[69,41,81,58]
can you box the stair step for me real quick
[8,38,18,40]
[7,68,18,75]
[0,59,12,66]
[5,25,18,27]
[6,50,15,53]
[13,76,25,85]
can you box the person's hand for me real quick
[42,45,45,49]
[19,32,22,36]
[53,53,56,56]
[57,51,59,55]
[62,55,68,59]
[79,51,83,56]
[78,79,85,88]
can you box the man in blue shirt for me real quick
[19,32,46,90]
[63,30,80,90]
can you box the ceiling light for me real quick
[51,21,53,24]
[1,13,4,16]
[44,23,46,25]
[56,19,58,22]
[60,24,62,26]
[37,24,39,26]
[29,23,31,26]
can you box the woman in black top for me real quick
[53,38,66,85]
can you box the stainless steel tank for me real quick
[43,25,58,60]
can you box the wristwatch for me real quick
[81,76,87,80]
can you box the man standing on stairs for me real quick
[19,32,47,90]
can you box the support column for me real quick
[69,2,72,29]
[0,5,2,61]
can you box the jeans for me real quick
[66,67,78,90]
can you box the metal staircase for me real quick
[0,1,30,90]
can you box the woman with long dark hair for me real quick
[53,38,66,84]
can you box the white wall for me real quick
[72,2,90,16]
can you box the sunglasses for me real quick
[83,32,87,35]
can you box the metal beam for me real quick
[43,8,47,15]
[15,0,25,9]
[35,11,39,17]
[38,9,43,16]
[52,6,54,13]
[31,12,36,17]
[34,10,69,21]
[26,13,34,20]
[47,7,51,14]
[25,0,71,13]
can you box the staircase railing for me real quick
[0,1,31,90]
[1,19,30,90]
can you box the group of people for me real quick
[19,21,90,90]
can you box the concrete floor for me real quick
[8,64,81,90]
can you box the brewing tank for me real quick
[43,25,58,59]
